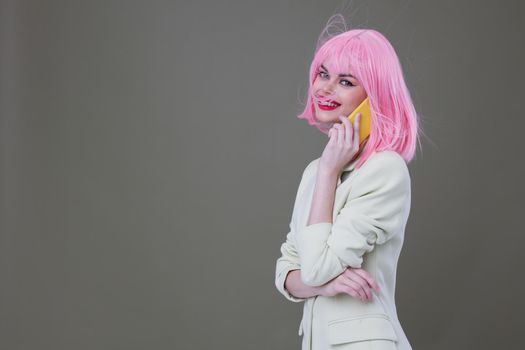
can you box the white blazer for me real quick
[274,150,413,349]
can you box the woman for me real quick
[274,16,420,350]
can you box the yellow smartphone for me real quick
[348,97,371,145]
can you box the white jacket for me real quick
[274,150,413,349]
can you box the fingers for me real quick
[352,268,381,292]
[345,270,372,300]
[338,115,353,145]
[329,125,338,144]
[339,278,368,301]
[343,270,372,301]
[328,114,361,164]
[353,113,361,148]
[333,123,344,147]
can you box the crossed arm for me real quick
[275,152,410,301]
[280,167,340,300]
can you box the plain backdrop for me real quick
[1,0,524,349]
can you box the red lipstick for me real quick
[317,100,341,111]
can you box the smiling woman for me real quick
[274,14,422,350]
[296,15,420,170]
[313,62,368,120]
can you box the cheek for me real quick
[340,94,357,106]
[343,90,365,104]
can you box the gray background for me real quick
[1,0,523,349]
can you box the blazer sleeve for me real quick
[294,152,411,286]
[274,160,317,302]
[274,223,307,303]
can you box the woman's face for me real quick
[312,59,367,125]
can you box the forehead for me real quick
[319,55,354,75]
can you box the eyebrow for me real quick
[320,64,355,79]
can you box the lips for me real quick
[317,100,341,111]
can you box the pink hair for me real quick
[298,16,422,168]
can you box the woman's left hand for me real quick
[319,114,361,175]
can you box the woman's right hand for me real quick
[320,267,380,302]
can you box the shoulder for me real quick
[355,150,410,188]
[363,150,407,168]
[362,150,407,171]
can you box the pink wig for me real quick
[298,17,422,168]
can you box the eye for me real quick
[318,70,328,79]
[317,70,355,87]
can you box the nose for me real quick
[318,80,336,96]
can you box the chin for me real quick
[315,112,337,123]
[317,116,339,124]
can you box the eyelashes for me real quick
[317,70,354,87]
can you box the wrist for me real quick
[316,284,328,297]
[317,165,339,179]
